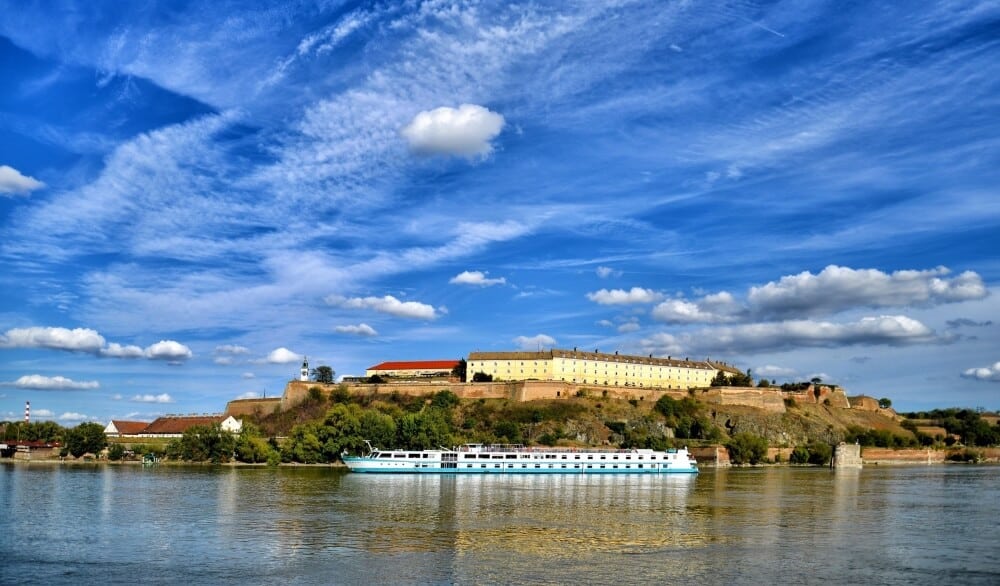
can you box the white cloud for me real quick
[215,344,249,355]
[334,323,378,337]
[514,334,556,350]
[112,394,123,400]
[327,294,439,320]
[597,319,614,327]
[961,362,1000,382]
[241,372,256,379]
[449,270,506,287]
[130,393,174,403]
[401,104,504,157]
[101,342,145,358]
[32,408,55,418]
[214,357,234,365]
[235,391,262,400]
[642,315,939,356]
[748,266,988,319]
[753,365,798,378]
[4,375,99,390]
[0,327,106,353]
[617,322,640,333]
[59,412,90,422]
[144,340,193,361]
[265,347,302,364]
[596,266,622,279]
[0,165,45,195]
[648,266,988,325]
[587,287,663,305]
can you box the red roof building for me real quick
[103,420,150,436]
[364,360,460,378]
[136,415,243,437]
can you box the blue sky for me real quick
[1,1,998,424]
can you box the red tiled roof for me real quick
[143,415,226,434]
[111,420,149,434]
[367,360,460,371]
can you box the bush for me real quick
[431,390,460,410]
[107,443,127,461]
[726,433,768,465]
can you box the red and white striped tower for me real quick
[25,401,30,424]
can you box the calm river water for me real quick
[1,463,997,585]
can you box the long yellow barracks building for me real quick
[467,348,731,390]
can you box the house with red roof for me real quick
[103,420,150,437]
[364,360,460,379]
[120,415,243,438]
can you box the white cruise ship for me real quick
[342,442,698,474]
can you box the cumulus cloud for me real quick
[0,165,45,195]
[334,323,378,337]
[642,315,939,356]
[753,365,797,378]
[961,362,1000,382]
[33,408,55,418]
[449,270,507,287]
[101,343,145,358]
[596,266,622,279]
[144,340,193,361]
[4,375,99,390]
[265,347,302,364]
[0,327,106,353]
[401,104,504,156]
[617,322,640,333]
[646,266,988,325]
[514,334,556,350]
[747,266,987,319]
[236,391,262,400]
[587,287,663,305]
[130,393,174,403]
[0,326,194,362]
[327,294,439,320]
[596,319,614,327]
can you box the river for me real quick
[1,463,997,585]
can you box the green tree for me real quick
[452,358,467,382]
[472,371,493,382]
[282,423,324,463]
[431,390,460,410]
[233,424,278,463]
[169,424,236,463]
[107,443,127,461]
[64,422,108,457]
[878,397,892,409]
[710,371,730,387]
[313,365,335,384]
[757,378,771,388]
[726,432,768,465]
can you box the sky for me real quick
[1,1,998,425]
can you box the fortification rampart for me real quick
[225,397,282,418]
[861,448,945,465]
[786,386,851,408]
[701,387,787,413]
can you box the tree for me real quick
[168,424,236,463]
[472,371,493,382]
[710,371,730,387]
[726,432,768,465]
[313,365,335,384]
[64,422,107,457]
[107,443,127,461]
[452,358,467,382]
[878,397,892,409]
[811,377,823,385]
[757,378,771,388]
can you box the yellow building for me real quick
[467,349,720,390]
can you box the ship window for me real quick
[534,464,540,468]
[479,454,490,459]
[600,455,606,460]
[379,454,392,458]
[574,455,580,460]
[600,465,606,469]
[495,464,500,468]
[408,453,419,458]
[481,464,487,468]
[587,455,593,460]
[638,464,643,469]
[561,455,567,459]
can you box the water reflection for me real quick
[2,464,999,585]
